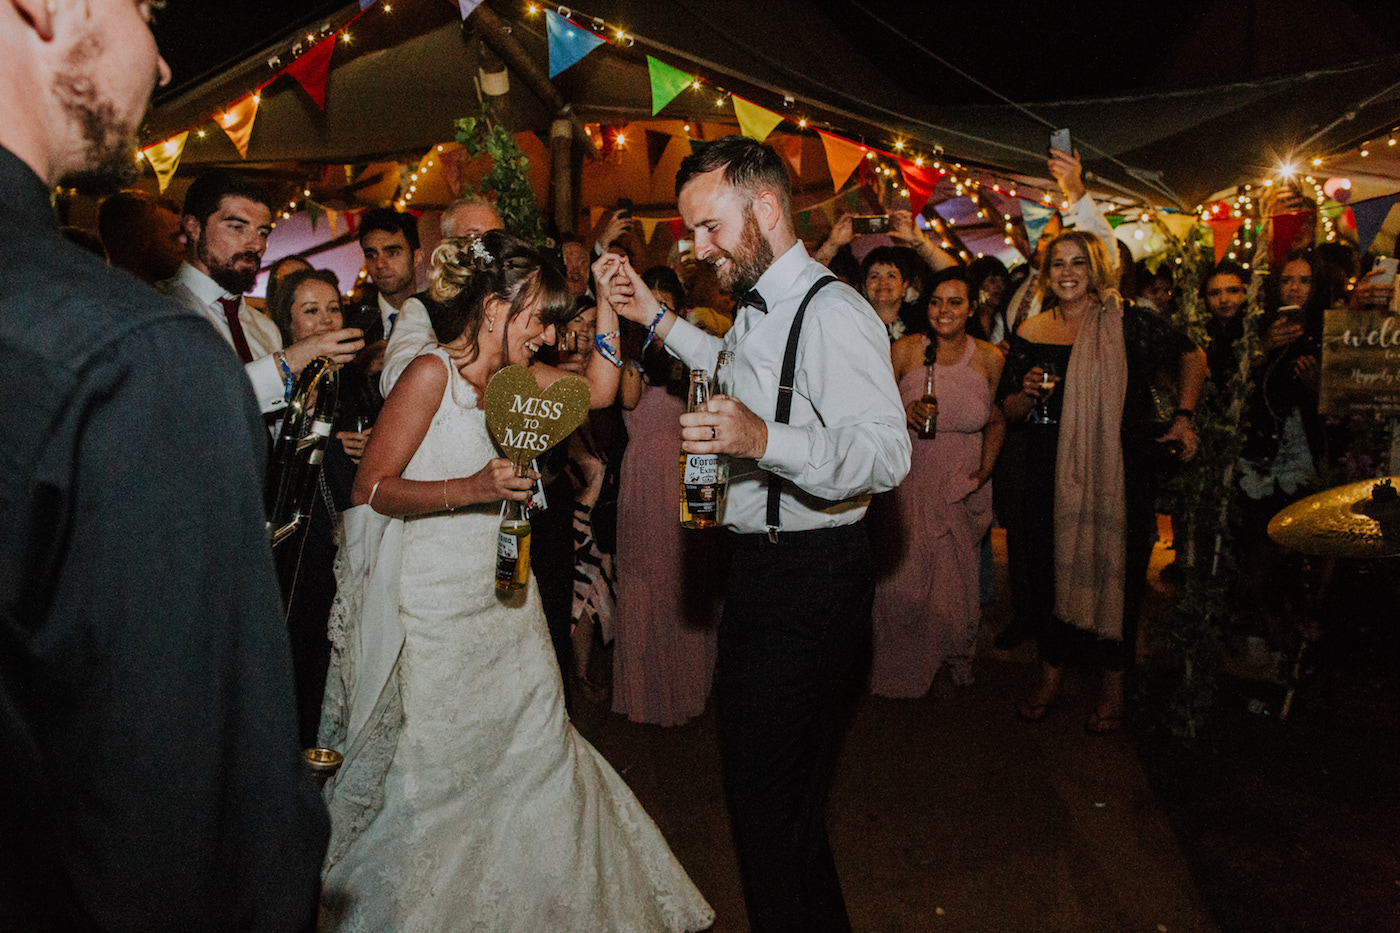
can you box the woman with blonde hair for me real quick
[998,230,1206,732]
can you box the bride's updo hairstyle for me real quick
[426,229,574,363]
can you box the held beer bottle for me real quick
[917,365,937,439]
[679,369,722,528]
[495,462,532,592]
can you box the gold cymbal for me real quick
[1268,477,1400,558]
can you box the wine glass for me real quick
[1029,361,1058,425]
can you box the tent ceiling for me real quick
[143,0,1400,211]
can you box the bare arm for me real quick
[351,354,533,515]
[1157,345,1207,461]
[972,344,1006,487]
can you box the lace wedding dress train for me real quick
[318,349,713,932]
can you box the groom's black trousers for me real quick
[718,521,871,933]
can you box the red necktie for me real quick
[218,296,254,364]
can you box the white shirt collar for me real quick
[748,240,808,311]
[174,260,239,308]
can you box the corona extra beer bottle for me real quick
[495,463,532,592]
[679,369,722,528]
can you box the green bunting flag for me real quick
[648,56,692,115]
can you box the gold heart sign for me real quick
[483,365,590,464]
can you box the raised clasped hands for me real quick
[593,253,661,325]
[680,395,767,460]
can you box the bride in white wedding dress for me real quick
[316,232,713,932]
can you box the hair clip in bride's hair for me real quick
[469,237,494,269]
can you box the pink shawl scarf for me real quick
[1053,293,1129,641]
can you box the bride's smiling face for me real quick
[490,293,557,368]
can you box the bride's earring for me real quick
[487,317,494,333]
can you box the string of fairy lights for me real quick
[128,0,1400,265]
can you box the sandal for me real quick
[1085,710,1124,734]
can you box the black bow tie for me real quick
[741,289,768,314]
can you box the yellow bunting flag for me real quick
[1158,212,1198,243]
[325,208,340,235]
[819,199,836,225]
[639,218,660,243]
[817,130,865,193]
[141,131,188,193]
[590,205,606,230]
[732,95,784,143]
[219,94,260,159]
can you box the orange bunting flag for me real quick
[325,208,340,235]
[817,130,865,193]
[141,131,188,193]
[770,135,802,177]
[219,94,260,159]
[732,95,784,142]
[1208,218,1243,264]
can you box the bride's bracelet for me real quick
[443,479,456,513]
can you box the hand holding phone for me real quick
[850,214,890,235]
[1050,127,1072,155]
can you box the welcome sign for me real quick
[1319,309,1400,415]
[483,365,590,464]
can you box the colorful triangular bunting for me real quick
[547,9,605,78]
[219,94,260,159]
[647,56,692,115]
[897,160,941,217]
[286,34,336,109]
[1208,218,1243,264]
[1158,211,1197,243]
[141,131,188,193]
[639,218,659,243]
[1021,201,1056,254]
[1352,193,1400,255]
[645,130,670,175]
[732,96,784,142]
[306,199,325,231]
[458,0,484,18]
[817,130,865,193]
[770,135,802,177]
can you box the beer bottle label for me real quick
[495,530,519,584]
[682,453,718,485]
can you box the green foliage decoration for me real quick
[1143,224,1263,739]
[453,104,547,247]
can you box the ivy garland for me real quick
[454,103,547,247]
[1143,225,1264,739]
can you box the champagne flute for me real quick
[1030,361,1058,424]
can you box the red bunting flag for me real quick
[286,33,337,109]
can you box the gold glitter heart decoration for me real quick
[483,365,590,464]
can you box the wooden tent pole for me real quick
[469,3,597,162]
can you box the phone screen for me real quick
[1050,128,1071,155]
[852,215,890,235]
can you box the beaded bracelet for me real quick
[642,305,668,354]
[593,330,623,368]
[275,351,295,400]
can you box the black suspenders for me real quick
[766,275,836,540]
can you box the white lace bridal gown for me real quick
[318,349,713,932]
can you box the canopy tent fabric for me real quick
[142,0,1400,216]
